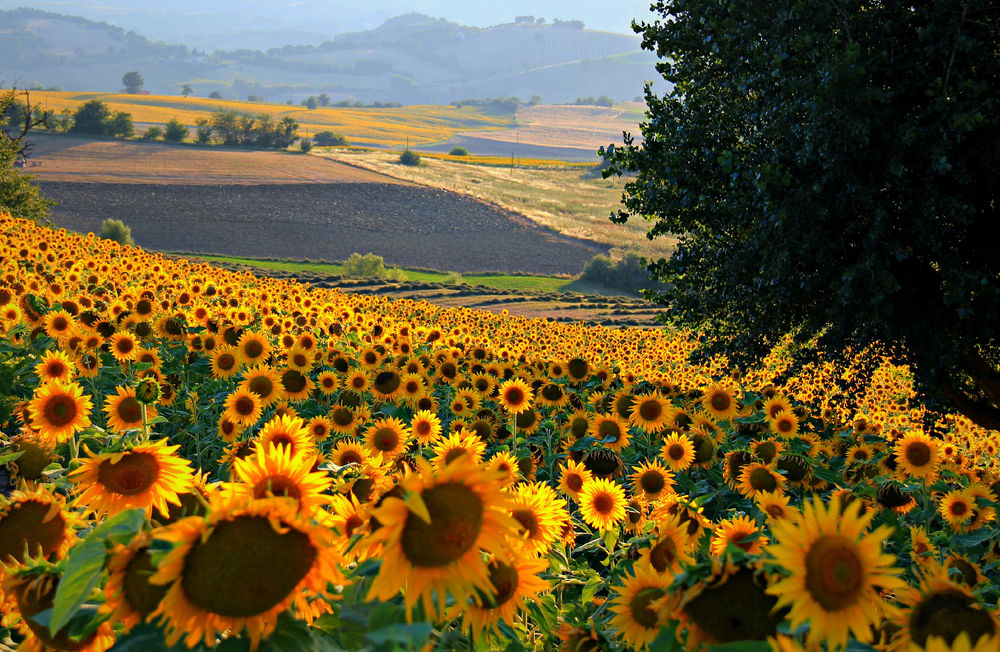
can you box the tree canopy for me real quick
[122,70,144,94]
[604,1,1000,429]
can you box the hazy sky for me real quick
[1,1,661,42]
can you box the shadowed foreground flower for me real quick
[149,494,343,649]
[609,565,671,649]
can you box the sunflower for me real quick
[256,414,316,460]
[329,405,359,436]
[766,494,904,650]
[33,349,76,382]
[364,457,519,619]
[329,438,371,468]
[454,556,550,639]
[609,565,671,650]
[364,416,411,458]
[939,488,975,531]
[894,431,940,482]
[306,415,333,441]
[507,481,569,556]
[755,491,800,523]
[3,571,116,652]
[237,330,270,365]
[498,378,533,414]
[486,451,520,487]
[558,459,593,502]
[0,486,76,564]
[217,413,245,443]
[536,382,569,409]
[239,364,284,406]
[278,368,313,401]
[431,429,487,468]
[411,409,443,445]
[223,388,263,427]
[769,410,800,438]
[737,462,786,499]
[709,515,768,557]
[4,431,57,483]
[231,442,332,515]
[763,395,793,421]
[589,413,631,452]
[629,393,671,434]
[345,369,371,393]
[578,477,627,532]
[69,439,195,518]
[43,309,75,339]
[638,513,694,576]
[890,563,998,652]
[660,432,696,472]
[316,371,340,395]
[104,533,169,631]
[913,634,1000,652]
[210,346,241,379]
[703,384,739,421]
[104,384,156,433]
[372,370,404,403]
[672,562,787,648]
[27,379,92,442]
[630,460,675,503]
[149,494,344,649]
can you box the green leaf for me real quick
[50,509,146,634]
[365,622,433,647]
[0,450,25,465]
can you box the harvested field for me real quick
[27,133,402,185]
[40,181,607,276]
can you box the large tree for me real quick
[604,1,1000,429]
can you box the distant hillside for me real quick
[0,9,665,104]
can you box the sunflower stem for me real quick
[140,403,149,443]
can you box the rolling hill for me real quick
[0,8,667,105]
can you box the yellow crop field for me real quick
[25,91,514,146]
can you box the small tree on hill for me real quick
[163,118,187,142]
[122,71,144,94]
[399,149,420,166]
[181,84,193,98]
[313,131,347,146]
[70,100,112,135]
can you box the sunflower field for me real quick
[0,212,997,652]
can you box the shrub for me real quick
[343,253,387,278]
[163,118,187,142]
[580,253,666,295]
[142,126,163,140]
[99,219,133,246]
[300,138,313,153]
[314,131,348,146]
[448,146,469,156]
[399,149,421,166]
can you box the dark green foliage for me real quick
[313,131,348,146]
[121,70,143,94]
[201,109,298,149]
[69,100,133,138]
[163,118,187,142]
[580,253,664,295]
[142,126,163,140]
[99,218,133,245]
[208,91,223,99]
[399,149,421,166]
[181,84,193,98]
[448,146,469,156]
[604,1,1000,428]
[0,86,54,223]
[299,138,313,153]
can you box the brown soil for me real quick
[40,181,607,275]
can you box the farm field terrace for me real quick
[0,213,998,651]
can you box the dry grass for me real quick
[27,91,513,147]
[318,148,675,260]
